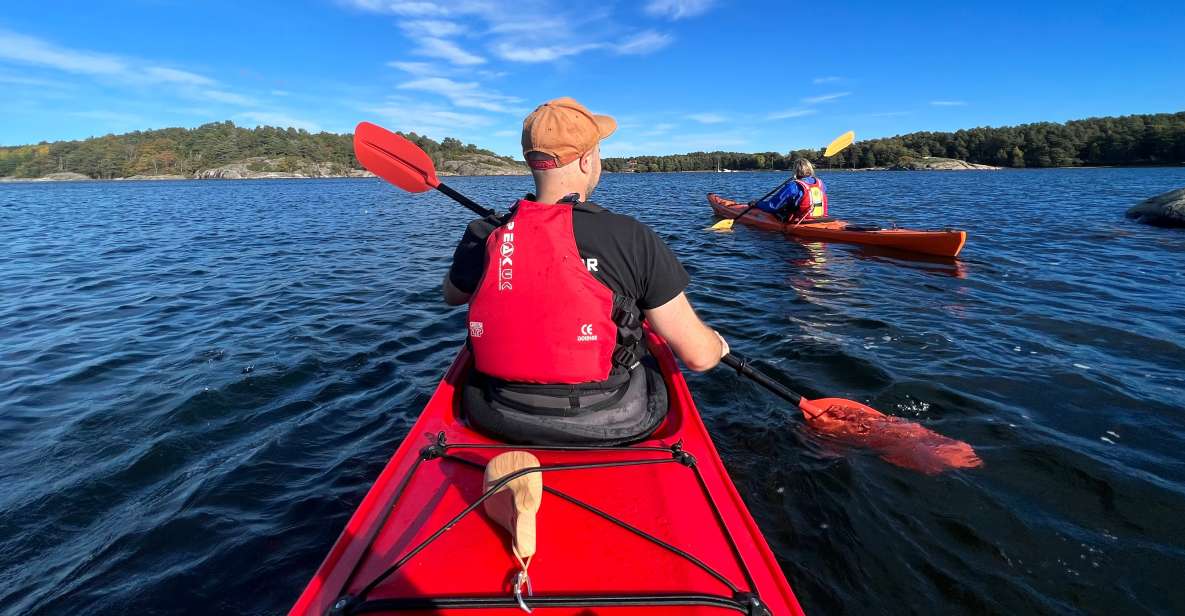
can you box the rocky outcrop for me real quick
[438,153,528,176]
[890,157,1001,171]
[195,157,374,179]
[116,174,188,181]
[0,172,92,182]
[1126,187,1185,228]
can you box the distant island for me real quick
[0,121,527,181]
[603,111,1185,172]
[3,111,1183,181]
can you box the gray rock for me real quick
[1126,187,1185,228]
[437,153,528,176]
[890,157,1001,171]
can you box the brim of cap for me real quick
[593,114,617,141]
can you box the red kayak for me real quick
[708,193,967,258]
[291,330,804,616]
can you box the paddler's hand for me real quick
[714,330,730,358]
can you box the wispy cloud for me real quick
[69,110,146,125]
[490,41,601,63]
[614,30,673,55]
[686,112,727,124]
[365,98,495,138]
[400,19,464,37]
[768,108,816,120]
[341,0,447,17]
[413,37,485,65]
[812,76,842,84]
[802,92,850,104]
[0,28,223,91]
[198,89,258,106]
[399,76,521,112]
[930,100,967,106]
[236,111,322,132]
[388,61,437,76]
[644,0,717,20]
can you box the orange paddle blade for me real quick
[800,398,981,474]
[353,121,440,193]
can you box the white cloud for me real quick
[69,110,146,125]
[399,76,521,112]
[143,66,215,86]
[340,0,448,16]
[271,89,291,96]
[490,41,601,63]
[644,0,716,20]
[802,92,850,104]
[199,89,258,106]
[686,112,726,124]
[930,100,967,106]
[614,30,673,55]
[0,29,127,76]
[812,76,842,84]
[768,108,817,120]
[365,99,495,139]
[236,111,322,132]
[388,61,437,76]
[414,37,485,65]
[400,19,464,37]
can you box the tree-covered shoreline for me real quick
[604,112,1185,173]
[0,122,519,179]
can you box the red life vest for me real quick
[467,199,620,384]
[793,177,828,220]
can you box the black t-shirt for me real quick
[448,201,689,311]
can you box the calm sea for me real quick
[2,168,1184,615]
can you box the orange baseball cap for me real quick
[521,97,616,170]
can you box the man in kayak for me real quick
[751,158,829,222]
[442,96,728,445]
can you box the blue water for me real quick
[2,169,1184,615]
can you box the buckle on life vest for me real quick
[612,347,639,370]
[611,303,641,329]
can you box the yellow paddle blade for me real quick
[709,218,736,231]
[824,131,855,157]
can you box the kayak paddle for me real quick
[709,130,856,231]
[354,121,496,219]
[722,353,981,474]
[353,121,980,475]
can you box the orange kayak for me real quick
[708,193,967,257]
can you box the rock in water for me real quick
[1126,187,1185,228]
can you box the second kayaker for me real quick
[442,96,728,445]
[751,158,829,222]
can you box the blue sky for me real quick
[1,0,1182,156]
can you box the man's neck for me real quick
[534,185,585,204]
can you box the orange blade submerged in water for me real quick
[723,353,981,474]
[800,398,981,474]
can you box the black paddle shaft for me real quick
[721,353,804,406]
[731,177,793,224]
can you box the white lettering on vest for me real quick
[498,227,514,291]
[577,323,598,342]
[583,258,599,272]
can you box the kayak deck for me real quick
[291,331,804,616]
[708,193,966,257]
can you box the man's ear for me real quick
[579,150,593,173]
